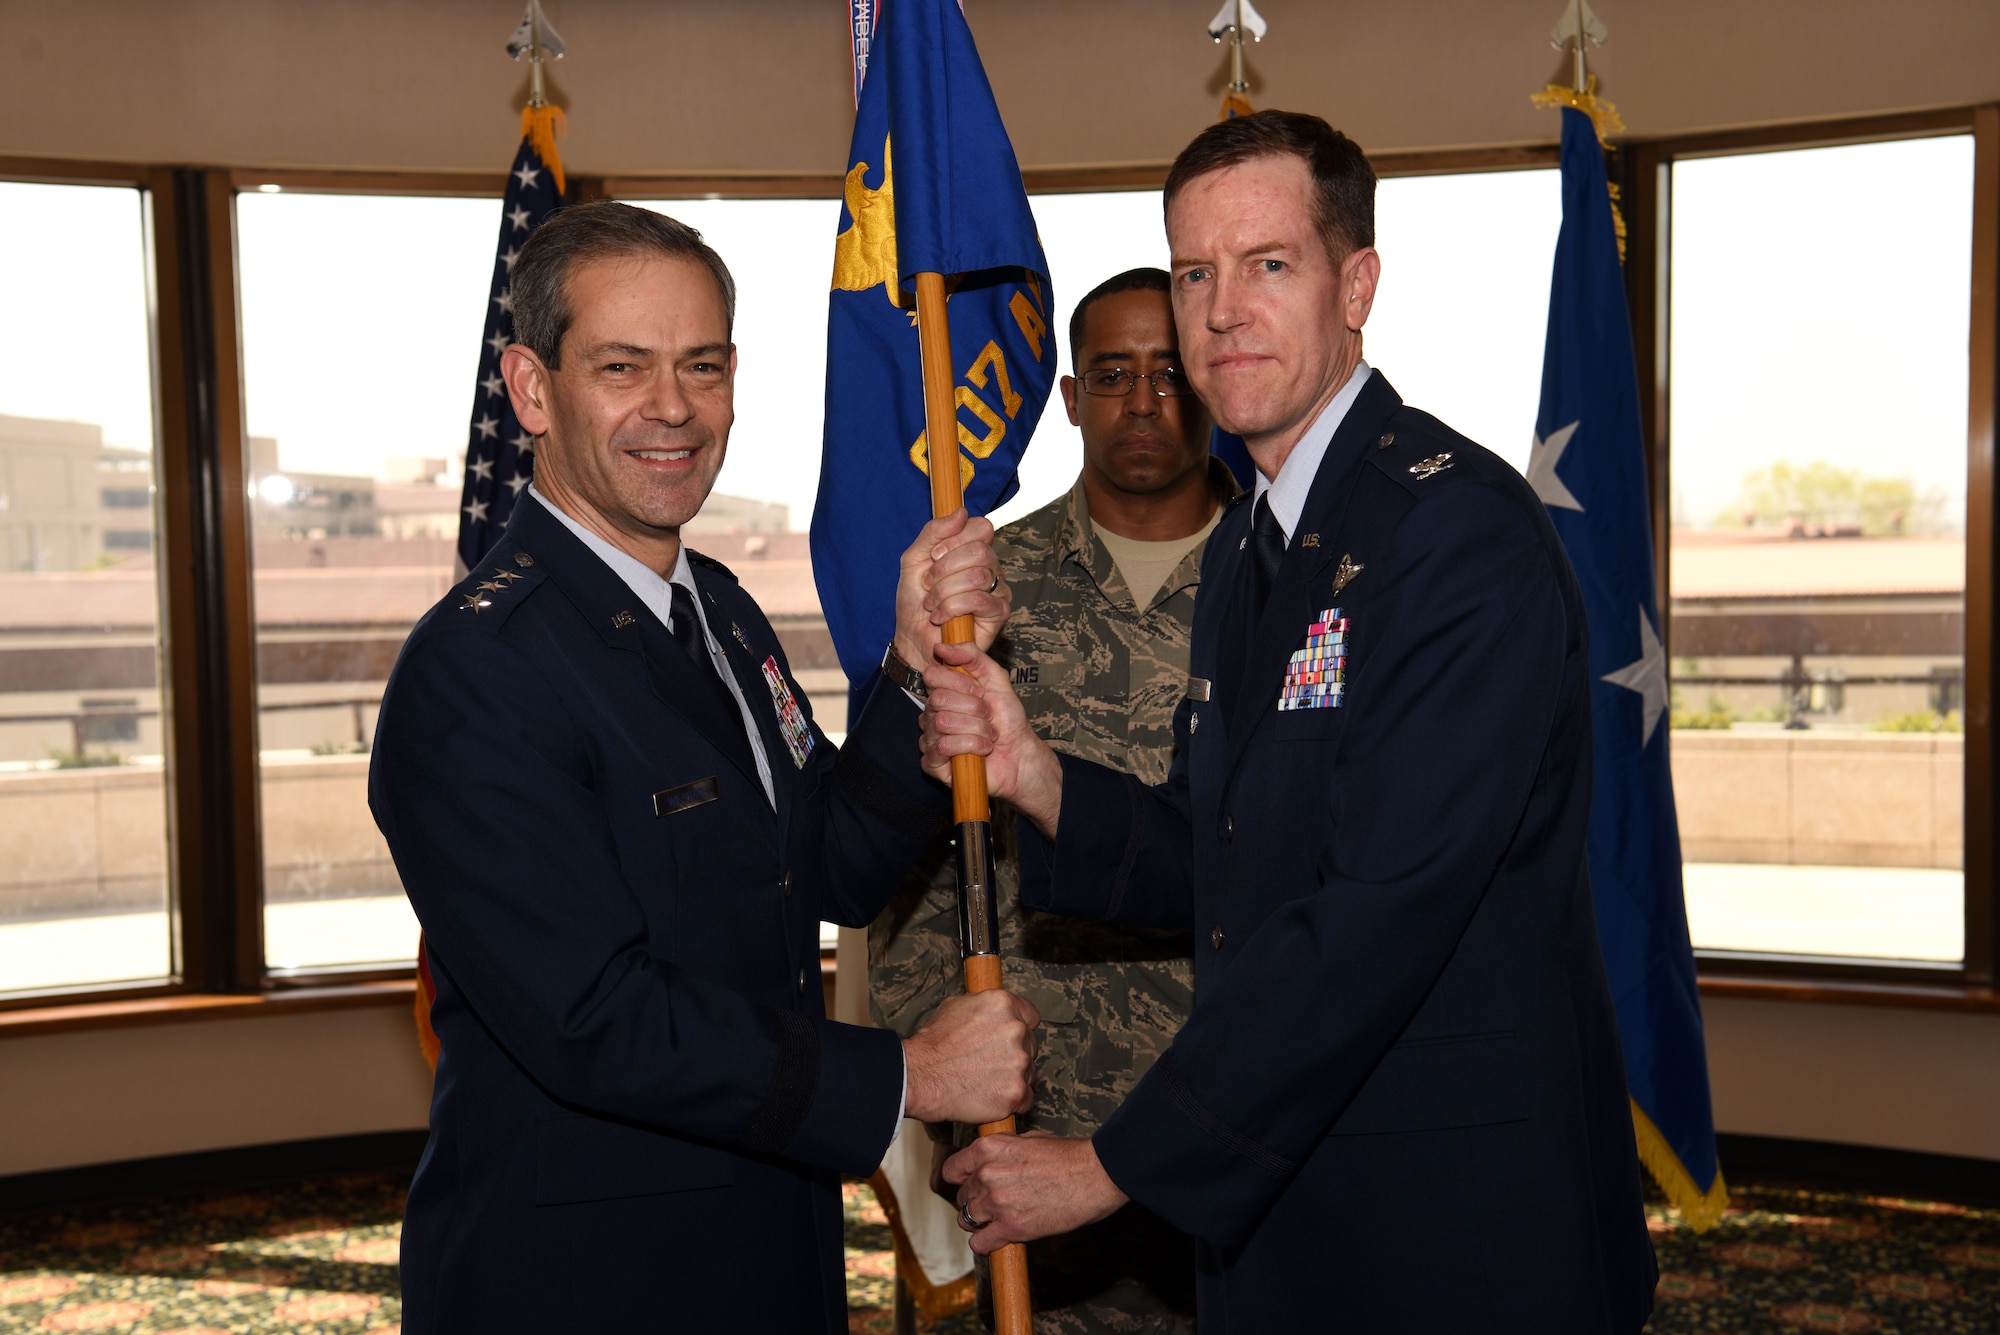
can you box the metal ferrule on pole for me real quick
[954,820,999,957]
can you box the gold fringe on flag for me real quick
[1219,92,1255,120]
[1631,1098,1729,1232]
[1532,75,1627,262]
[521,102,569,194]
[1530,74,1624,143]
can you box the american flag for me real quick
[457,135,565,571]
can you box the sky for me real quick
[0,137,1974,540]
[1669,134,1974,531]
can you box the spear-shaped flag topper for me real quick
[1208,0,1267,119]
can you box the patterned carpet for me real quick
[0,1170,1991,1332]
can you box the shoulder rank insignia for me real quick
[459,591,493,614]
[731,622,750,651]
[1409,453,1455,480]
[1331,554,1364,595]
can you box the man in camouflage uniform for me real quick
[872,268,1238,1333]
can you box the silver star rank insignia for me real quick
[1408,453,1455,480]
[459,592,493,614]
[1332,554,1364,595]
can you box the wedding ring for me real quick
[959,1200,989,1231]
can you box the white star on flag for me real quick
[481,373,505,398]
[510,432,536,454]
[486,330,510,358]
[501,246,522,271]
[469,456,495,481]
[473,414,500,440]
[504,473,531,496]
[508,205,533,231]
[463,497,491,524]
[514,164,542,189]
[1601,605,1669,748]
[493,288,514,314]
[1527,420,1584,511]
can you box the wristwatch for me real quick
[881,643,929,700]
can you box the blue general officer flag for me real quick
[812,0,1057,699]
[457,126,565,571]
[1531,105,1724,1228]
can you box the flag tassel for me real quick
[1632,1099,1729,1232]
[520,103,568,195]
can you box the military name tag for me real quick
[762,656,815,768]
[654,776,720,817]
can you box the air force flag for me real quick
[1534,105,1725,1228]
[812,0,1057,702]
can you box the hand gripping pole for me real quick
[914,270,1032,1335]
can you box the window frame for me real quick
[0,108,1994,1020]
[1623,106,1999,990]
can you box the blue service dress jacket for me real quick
[369,496,947,1334]
[1018,372,1658,1332]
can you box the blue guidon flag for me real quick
[456,120,566,574]
[1531,104,1725,1229]
[813,0,1057,712]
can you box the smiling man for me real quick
[369,202,1040,1334]
[871,268,1228,1333]
[918,114,1658,1331]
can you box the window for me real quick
[235,189,499,975]
[1665,133,1976,966]
[0,180,174,996]
[1365,168,1562,474]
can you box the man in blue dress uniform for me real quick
[919,114,1657,1332]
[370,202,1039,1334]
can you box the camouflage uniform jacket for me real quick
[870,458,1239,1139]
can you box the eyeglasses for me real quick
[1079,367,1196,398]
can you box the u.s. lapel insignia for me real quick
[1408,453,1455,480]
[610,610,636,629]
[1331,555,1364,596]
[1299,533,1321,549]
[761,656,815,768]
[731,622,750,651]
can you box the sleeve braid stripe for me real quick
[1156,1051,1296,1180]
[740,1008,820,1156]
[835,745,946,840]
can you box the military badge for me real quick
[761,656,815,768]
[1278,607,1347,711]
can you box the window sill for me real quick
[0,980,417,1040]
[1700,974,2000,1014]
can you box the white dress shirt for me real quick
[527,487,908,1125]
[1251,360,1372,543]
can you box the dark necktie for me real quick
[670,582,743,722]
[1249,491,1285,625]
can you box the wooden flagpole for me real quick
[912,270,1033,1335]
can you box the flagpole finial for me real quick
[1207,0,1268,120]
[507,0,567,110]
[1548,0,1607,94]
